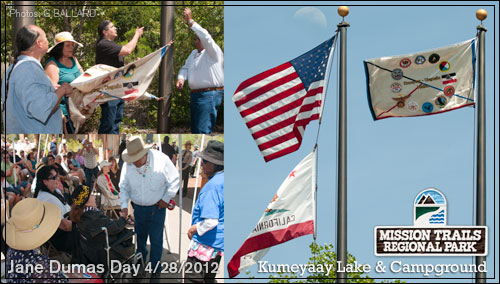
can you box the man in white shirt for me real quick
[176,8,224,134]
[119,136,179,279]
[83,140,99,188]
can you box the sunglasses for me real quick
[47,175,58,180]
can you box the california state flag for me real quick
[227,150,316,278]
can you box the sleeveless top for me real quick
[46,57,81,85]
[46,57,82,117]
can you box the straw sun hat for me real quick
[3,198,61,251]
[122,136,151,163]
[47,31,83,53]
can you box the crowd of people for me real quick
[2,8,223,134]
[1,135,224,283]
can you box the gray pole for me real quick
[177,134,183,261]
[475,15,487,283]
[12,1,35,54]
[336,10,349,283]
[157,1,175,133]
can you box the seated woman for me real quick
[25,151,37,179]
[67,158,85,184]
[4,198,69,283]
[34,165,74,253]
[108,157,121,192]
[45,32,84,134]
[95,160,121,208]
[69,185,130,268]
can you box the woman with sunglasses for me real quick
[34,165,74,253]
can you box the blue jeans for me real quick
[84,166,98,188]
[99,99,124,134]
[133,203,166,268]
[190,90,223,134]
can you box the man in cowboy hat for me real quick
[119,136,179,279]
[181,140,193,197]
[185,140,224,283]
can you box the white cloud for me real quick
[293,7,327,28]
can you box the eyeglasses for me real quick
[47,175,58,180]
[201,159,209,165]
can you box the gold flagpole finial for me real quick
[338,6,349,21]
[476,9,487,22]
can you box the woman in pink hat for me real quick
[45,32,84,134]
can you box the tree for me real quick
[243,243,405,283]
[1,1,223,132]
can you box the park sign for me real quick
[374,188,487,256]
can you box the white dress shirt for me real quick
[119,150,180,209]
[177,22,224,90]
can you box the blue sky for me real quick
[224,2,499,282]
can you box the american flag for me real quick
[233,35,337,162]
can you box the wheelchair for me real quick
[78,226,143,283]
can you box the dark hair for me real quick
[48,42,64,61]
[69,205,85,223]
[4,25,40,109]
[35,165,55,193]
[214,164,224,173]
[34,165,67,205]
[96,20,112,45]
[163,136,170,144]
[109,157,118,170]
[14,25,40,58]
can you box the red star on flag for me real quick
[289,171,296,178]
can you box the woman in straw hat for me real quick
[4,198,69,282]
[45,31,84,134]
[185,140,224,283]
[95,160,121,208]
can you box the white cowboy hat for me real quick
[99,160,112,168]
[122,136,151,163]
[3,198,61,251]
[48,31,83,53]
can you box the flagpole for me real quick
[336,6,349,283]
[475,9,487,283]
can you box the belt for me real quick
[131,202,156,208]
[191,86,224,94]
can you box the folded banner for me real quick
[227,150,316,278]
[364,39,475,120]
[233,36,337,162]
[67,45,168,132]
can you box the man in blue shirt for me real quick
[1,25,73,134]
[186,140,224,283]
